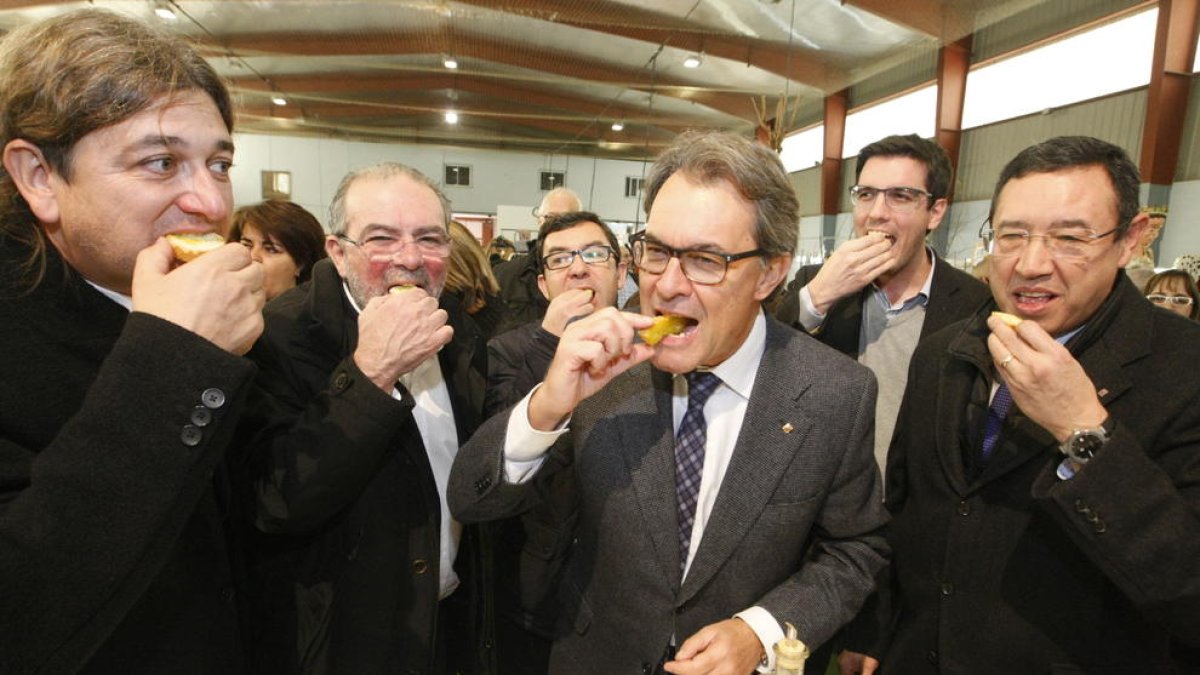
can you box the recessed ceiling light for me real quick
[683,54,703,68]
[445,110,459,124]
[271,96,287,106]
[443,57,458,70]
[153,2,177,20]
[611,122,624,131]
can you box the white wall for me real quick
[1160,179,1200,267]
[230,133,653,231]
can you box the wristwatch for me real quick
[1059,417,1115,465]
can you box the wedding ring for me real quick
[999,354,1014,369]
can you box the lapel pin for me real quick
[1097,388,1109,398]
[781,422,794,434]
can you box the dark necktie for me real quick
[675,371,721,575]
[981,383,1014,461]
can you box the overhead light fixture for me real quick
[445,110,459,124]
[153,1,178,21]
[611,121,624,131]
[271,95,288,106]
[443,57,459,70]
[683,53,703,69]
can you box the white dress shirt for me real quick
[501,310,786,671]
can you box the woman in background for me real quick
[228,199,327,301]
[1144,269,1200,320]
[445,221,507,340]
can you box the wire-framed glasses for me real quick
[982,224,1118,260]
[336,230,451,258]
[848,185,933,213]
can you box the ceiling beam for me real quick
[841,0,974,40]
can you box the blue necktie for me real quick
[981,383,1014,461]
[675,371,721,575]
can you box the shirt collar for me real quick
[679,309,766,401]
[86,279,132,311]
[871,246,936,312]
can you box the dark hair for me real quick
[643,130,797,257]
[228,200,327,283]
[535,210,620,272]
[856,134,953,201]
[0,8,233,291]
[1144,269,1200,320]
[990,136,1141,240]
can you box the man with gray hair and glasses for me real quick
[452,131,888,675]
[841,136,1200,674]
[241,162,492,674]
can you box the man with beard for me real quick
[243,162,491,674]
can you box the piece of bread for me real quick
[388,284,416,294]
[166,232,224,262]
[991,311,1023,327]
[637,315,687,346]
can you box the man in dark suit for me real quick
[0,10,265,673]
[244,162,492,674]
[451,131,889,675]
[845,136,1200,674]
[776,134,989,476]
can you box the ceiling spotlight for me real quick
[683,53,703,69]
[445,110,459,124]
[443,57,458,70]
[271,96,288,106]
[153,1,178,21]
[611,122,624,131]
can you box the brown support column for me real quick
[1139,0,1200,188]
[936,36,971,201]
[820,90,848,255]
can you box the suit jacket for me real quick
[774,254,990,357]
[450,315,890,674]
[485,320,559,418]
[0,240,256,674]
[243,258,491,675]
[877,275,1200,674]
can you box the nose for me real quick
[248,243,264,263]
[176,167,231,223]
[1013,235,1054,278]
[387,241,426,269]
[566,254,590,276]
[866,191,890,220]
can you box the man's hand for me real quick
[986,315,1108,442]
[663,618,764,675]
[542,287,597,336]
[131,238,265,355]
[806,232,895,314]
[838,650,880,675]
[527,307,654,430]
[354,288,453,391]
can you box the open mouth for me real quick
[866,229,897,245]
[388,283,423,294]
[1012,290,1056,314]
[639,313,698,345]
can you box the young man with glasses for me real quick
[240,162,493,674]
[451,131,888,675]
[776,135,989,480]
[483,210,626,674]
[843,136,1200,674]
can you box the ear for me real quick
[3,139,61,225]
[536,273,550,300]
[325,236,350,278]
[753,253,792,302]
[925,197,949,235]
[1117,213,1148,267]
[616,261,627,280]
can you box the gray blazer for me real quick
[450,315,889,674]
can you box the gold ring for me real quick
[1000,354,1014,369]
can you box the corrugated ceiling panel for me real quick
[848,46,939,109]
[972,0,1144,63]
[1175,76,1200,182]
[956,89,1147,202]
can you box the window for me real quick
[445,164,471,187]
[625,176,644,198]
[540,170,565,191]
[261,170,291,199]
[842,85,936,158]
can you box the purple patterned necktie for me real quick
[981,383,1014,461]
[675,371,721,575]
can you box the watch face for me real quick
[1070,432,1104,460]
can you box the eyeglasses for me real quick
[848,185,933,213]
[337,231,451,259]
[985,226,1118,260]
[542,245,615,271]
[1147,294,1194,307]
[630,233,764,285]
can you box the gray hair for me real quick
[328,162,451,235]
[643,130,798,256]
